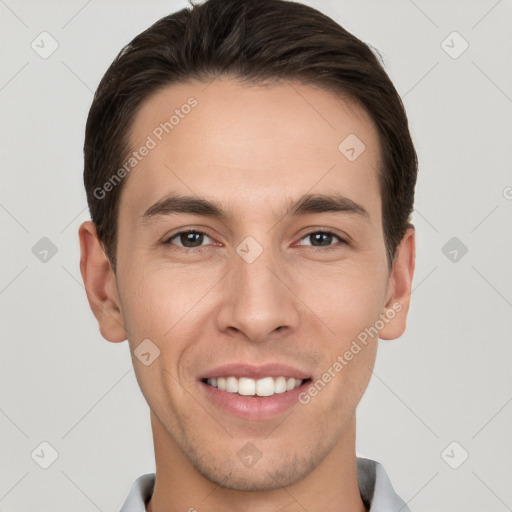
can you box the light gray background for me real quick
[1,0,511,511]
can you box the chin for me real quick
[188,446,323,492]
[200,462,309,492]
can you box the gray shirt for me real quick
[120,457,411,512]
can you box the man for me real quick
[79,0,417,510]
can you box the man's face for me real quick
[92,78,411,491]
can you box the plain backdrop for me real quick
[0,1,511,511]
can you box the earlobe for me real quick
[78,221,127,343]
[379,227,416,341]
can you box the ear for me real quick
[78,220,127,343]
[379,226,416,340]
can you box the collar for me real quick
[120,457,410,511]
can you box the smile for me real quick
[203,376,309,397]
[198,362,313,420]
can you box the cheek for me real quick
[296,265,385,414]
[118,272,201,412]
[296,261,388,342]
[120,265,212,342]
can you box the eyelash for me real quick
[162,228,347,252]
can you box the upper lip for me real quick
[199,363,311,381]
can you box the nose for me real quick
[216,246,301,343]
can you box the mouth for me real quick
[201,376,312,397]
[197,363,313,421]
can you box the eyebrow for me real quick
[140,192,369,224]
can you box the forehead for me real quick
[120,77,382,223]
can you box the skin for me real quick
[79,77,415,512]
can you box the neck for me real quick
[146,411,366,512]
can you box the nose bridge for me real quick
[217,238,299,341]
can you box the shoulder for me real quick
[119,473,155,512]
[357,457,411,512]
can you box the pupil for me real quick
[312,232,332,246]
[182,232,203,247]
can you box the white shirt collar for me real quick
[120,457,410,512]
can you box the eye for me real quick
[297,230,347,249]
[162,228,346,252]
[163,229,215,249]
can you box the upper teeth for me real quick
[206,376,304,396]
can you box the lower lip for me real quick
[199,380,311,421]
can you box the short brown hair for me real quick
[84,0,417,271]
